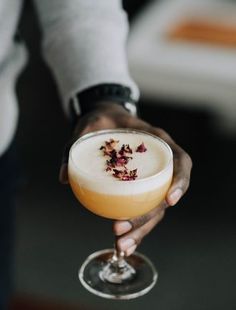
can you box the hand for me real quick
[59,101,192,256]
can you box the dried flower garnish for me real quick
[100,139,119,156]
[118,144,133,156]
[112,168,138,181]
[115,156,130,167]
[130,169,138,178]
[106,138,119,149]
[136,142,147,153]
[122,169,138,181]
[105,166,112,172]
[106,153,130,169]
[112,169,126,179]
[100,138,147,181]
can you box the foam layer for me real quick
[68,130,173,195]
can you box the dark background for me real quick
[13,1,236,309]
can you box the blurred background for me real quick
[10,0,236,309]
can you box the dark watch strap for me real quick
[69,84,137,122]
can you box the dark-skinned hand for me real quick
[59,102,192,256]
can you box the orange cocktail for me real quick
[69,179,171,219]
[68,129,173,220]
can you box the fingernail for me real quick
[168,188,182,205]
[125,244,137,256]
[119,238,135,251]
[115,221,132,235]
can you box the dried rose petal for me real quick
[106,152,131,168]
[119,144,133,155]
[100,138,139,180]
[121,173,137,181]
[109,149,117,158]
[106,158,116,168]
[116,156,129,166]
[130,169,138,177]
[136,142,147,153]
[105,139,119,150]
[100,139,119,155]
[112,169,124,179]
[112,168,138,181]
[122,169,138,181]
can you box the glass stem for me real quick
[111,249,126,268]
[112,237,126,267]
[99,241,136,284]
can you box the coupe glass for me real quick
[68,129,173,299]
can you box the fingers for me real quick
[167,146,192,206]
[114,204,166,256]
[150,127,192,206]
[126,123,192,205]
[113,221,132,236]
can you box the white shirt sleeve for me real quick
[33,0,140,115]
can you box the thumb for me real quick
[59,163,69,184]
[59,141,72,184]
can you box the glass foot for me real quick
[78,249,158,300]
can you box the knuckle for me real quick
[180,176,191,193]
[185,152,193,167]
[160,200,169,210]
[157,208,165,219]
[128,210,166,246]
[152,209,165,225]
[130,214,150,229]
[133,236,142,246]
[154,127,169,140]
[133,227,148,245]
[155,127,165,135]
[180,151,190,164]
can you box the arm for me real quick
[33,0,139,115]
[34,0,192,256]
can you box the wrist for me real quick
[88,100,132,114]
[69,84,138,124]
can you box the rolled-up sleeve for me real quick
[33,0,139,114]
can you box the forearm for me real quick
[33,0,139,115]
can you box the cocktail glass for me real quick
[68,129,173,299]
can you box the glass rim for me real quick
[69,128,173,184]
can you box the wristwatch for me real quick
[69,84,138,123]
